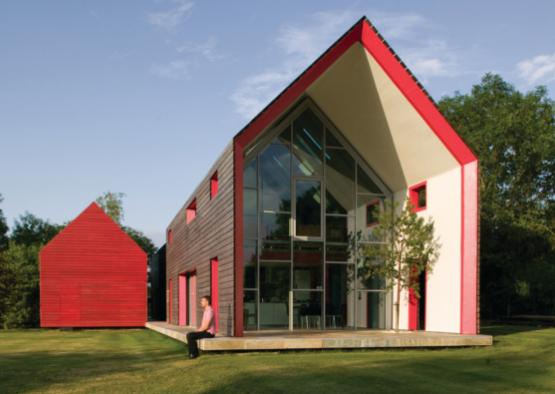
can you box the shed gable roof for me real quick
[41,202,145,257]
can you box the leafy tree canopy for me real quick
[10,213,64,247]
[438,73,555,226]
[96,192,125,225]
[0,194,8,251]
[123,226,157,256]
[0,242,41,328]
[96,192,156,256]
[438,74,555,317]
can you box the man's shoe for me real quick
[189,353,198,359]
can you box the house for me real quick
[40,202,147,327]
[165,17,479,337]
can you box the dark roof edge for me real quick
[364,20,439,110]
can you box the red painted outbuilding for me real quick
[40,202,147,327]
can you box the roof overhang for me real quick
[234,17,477,191]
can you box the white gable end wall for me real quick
[422,167,462,333]
[392,167,461,333]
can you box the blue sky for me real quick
[1,1,554,246]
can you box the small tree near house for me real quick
[350,199,440,330]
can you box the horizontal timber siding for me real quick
[40,203,147,327]
[166,142,235,336]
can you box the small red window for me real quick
[186,199,197,224]
[409,182,427,212]
[167,229,173,244]
[210,172,218,199]
[366,199,381,227]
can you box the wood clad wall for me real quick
[166,142,235,336]
[40,203,147,327]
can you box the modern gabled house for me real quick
[165,17,479,337]
[40,203,147,327]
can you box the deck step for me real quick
[145,321,492,351]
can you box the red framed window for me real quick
[186,199,197,224]
[409,182,427,212]
[167,229,173,244]
[210,171,218,200]
[366,199,381,227]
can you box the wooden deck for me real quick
[145,321,492,351]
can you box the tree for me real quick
[438,74,555,224]
[0,195,10,322]
[1,213,62,328]
[438,74,555,317]
[0,194,9,251]
[95,192,156,256]
[351,200,440,330]
[96,192,126,224]
[11,213,64,246]
[0,242,41,328]
[122,226,157,256]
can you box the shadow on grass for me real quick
[480,323,551,336]
[0,347,181,393]
[202,348,554,394]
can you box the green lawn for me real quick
[0,325,554,394]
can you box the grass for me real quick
[0,325,554,393]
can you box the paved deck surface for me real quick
[146,322,492,351]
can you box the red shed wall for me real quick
[40,203,147,327]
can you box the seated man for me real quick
[186,295,215,359]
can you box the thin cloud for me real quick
[230,70,296,120]
[517,53,555,86]
[147,0,194,32]
[230,9,461,120]
[177,37,224,62]
[150,38,223,80]
[231,10,358,119]
[276,10,358,61]
[150,60,190,79]
[398,40,460,82]
[368,11,427,40]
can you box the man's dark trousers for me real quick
[186,331,214,356]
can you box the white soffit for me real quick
[307,42,459,191]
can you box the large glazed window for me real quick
[295,180,321,237]
[293,109,323,177]
[242,101,392,331]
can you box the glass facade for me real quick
[242,103,392,330]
